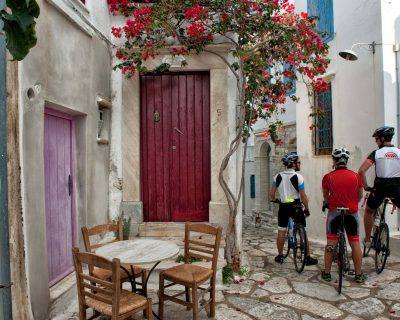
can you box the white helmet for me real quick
[332,147,350,165]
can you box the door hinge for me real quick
[68,174,72,196]
[0,282,13,289]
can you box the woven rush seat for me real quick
[159,223,222,320]
[72,248,153,319]
[82,221,146,291]
[86,289,147,316]
[163,264,213,284]
[93,265,142,281]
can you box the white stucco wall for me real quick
[380,0,400,232]
[19,0,112,318]
[295,0,385,240]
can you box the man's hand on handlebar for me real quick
[304,209,310,217]
[364,186,374,192]
[270,199,280,204]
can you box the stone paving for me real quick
[53,215,400,320]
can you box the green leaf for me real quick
[2,17,37,61]
[1,0,40,60]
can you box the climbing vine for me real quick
[109,0,330,266]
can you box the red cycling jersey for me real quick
[322,168,363,213]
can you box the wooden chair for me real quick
[81,221,146,292]
[158,223,222,320]
[72,248,152,320]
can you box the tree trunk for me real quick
[7,57,33,319]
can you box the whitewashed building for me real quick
[294,0,400,240]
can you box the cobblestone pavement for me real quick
[54,216,400,320]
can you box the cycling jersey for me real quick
[322,168,362,213]
[272,169,304,203]
[367,146,400,178]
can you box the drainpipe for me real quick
[395,44,400,147]
[0,0,13,316]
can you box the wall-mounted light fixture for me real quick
[339,42,400,146]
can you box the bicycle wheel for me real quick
[337,233,346,294]
[375,222,390,274]
[293,225,308,273]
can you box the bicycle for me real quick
[271,199,308,273]
[362,190,394,274]
[323,205,351,294]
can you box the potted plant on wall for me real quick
[120,212,132,240]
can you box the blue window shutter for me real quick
[283,63,296,96]
[250,175,255,198]
[307,0,334,43]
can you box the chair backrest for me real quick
[184,223,222,274]
[82,220,123,253]
[72,247,121,317]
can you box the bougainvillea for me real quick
[109,0,330,264]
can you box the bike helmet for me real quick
[281,152,299,167]
[332,147,350,165]
[372,126,395,140]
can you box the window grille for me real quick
[314,83,332,155]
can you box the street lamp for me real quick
[338,41,378,61]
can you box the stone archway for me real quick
[255,141,271,213]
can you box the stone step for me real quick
[139,222,186,237]
[138,222,228,238]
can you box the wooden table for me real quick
[95,239,180,319]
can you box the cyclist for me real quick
[358,126,400,249]
[321,147,366,283]
[270,152,318,265]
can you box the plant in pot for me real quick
[121,213,132,240]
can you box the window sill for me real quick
[46,0,93,37]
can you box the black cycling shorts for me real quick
[367,178,400,210]
[326,211,359,242]
[278,201,306,229]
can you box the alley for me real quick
[54,214,400,320]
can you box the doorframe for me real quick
[44,107,77,286]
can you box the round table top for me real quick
[95,239,180,265]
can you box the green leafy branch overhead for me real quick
[1,0,40,60]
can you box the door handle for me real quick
[174,127,184,135]
[68,174,72,196]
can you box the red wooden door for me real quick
[140,72,211,222]
[44,109,75,286]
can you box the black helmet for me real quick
[281,152,299,167]
[372,126,395,140]
[332,147,350,165]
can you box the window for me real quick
[283,63,296,96]
[314,83,332,155]
[307,0,334,42]
[250,175,256,199]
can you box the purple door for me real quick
[44,109,75,286]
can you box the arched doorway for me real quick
[255,141,271,213]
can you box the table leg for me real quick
[138,261,162,319]
[120,265,136,293]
